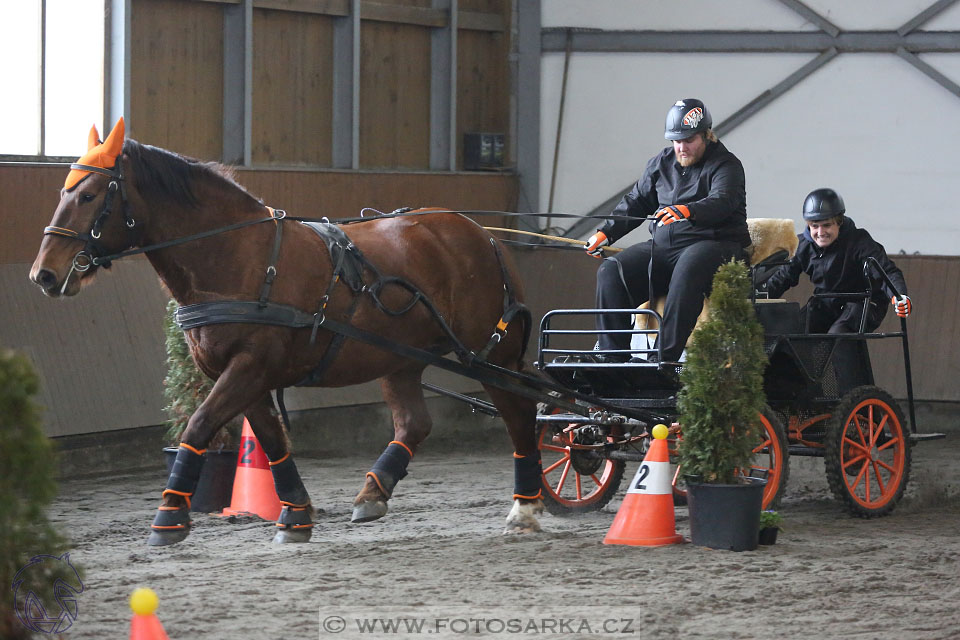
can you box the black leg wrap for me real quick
[276,505,314,530]
[164,444,206,498]
[148,504,193,546]
[513,453,543,500]
[152,507,191,530]
[368,442,412,498]
[270,456,311,506]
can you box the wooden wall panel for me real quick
[237,167,517,225]
[456,22,509,169]
[0,261,169,438]
[0,164,66,264]
[252,9,335,166]
[130,0,224,158]
[359,21,431,169]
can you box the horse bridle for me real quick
[43,161,137,286]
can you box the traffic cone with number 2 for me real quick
[603,424,683,547]
[221,418,282,521]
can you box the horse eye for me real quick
[80,193,95,203]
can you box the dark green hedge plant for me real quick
[676,259,767,484]
[0,349,81,639]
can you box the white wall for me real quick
[540,0,960,255]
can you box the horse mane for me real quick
[122,139,260,209]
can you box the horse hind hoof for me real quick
[503,520,542,535]
[351,500,388,523]
[503,499,543,535]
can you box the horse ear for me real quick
[101,117,125,158]
[87,125,101,150]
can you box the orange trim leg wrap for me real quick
[367,442,413,498]
[513,453,543,501]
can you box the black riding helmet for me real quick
[664,99,712,140]
[803,188,845,222]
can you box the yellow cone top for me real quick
[651,424,669,440]
[130,587,159,616]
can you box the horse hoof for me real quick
[272,528,313,544]
[503,523,541,535]
[351,500,388,523]
[149,506,191,546]
[503,499,543,534]
[147,528,190,546]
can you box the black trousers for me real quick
[802,297,886,334]
[802,297,887,393]
[595,238,744,362]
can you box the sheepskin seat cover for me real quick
[634,218,798,338]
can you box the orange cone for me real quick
[221,418,282,521]
[603,424,684,547]
[129,588,169,640]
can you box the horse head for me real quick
[30,117,140,297]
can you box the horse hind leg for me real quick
[482,382,544,534]
[351,368,430,523]
[243,394,314,543]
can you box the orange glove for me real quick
[654,204,691,227]
[891,295,912,318]
[584,231,610,258]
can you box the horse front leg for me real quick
[351,368,431,523]
[244,394,314,543]
[148,356,268,546]
[483,384,544,534]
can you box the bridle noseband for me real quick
[43,162,137,275]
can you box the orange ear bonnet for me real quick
[64,117,125,191]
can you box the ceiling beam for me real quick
[541,29,960,53]
[775,0,841,37]
[898,0,960,36]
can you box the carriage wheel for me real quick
[824,386,911,518]
[670,407,789,509]
[537,418,625,515]
[754,407,790,509]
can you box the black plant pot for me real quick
[686,477,767,552]
[163,447,238,513]
[758,527,779,545]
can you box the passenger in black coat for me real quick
[762,188,911,334]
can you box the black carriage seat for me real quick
[541,355,681,398]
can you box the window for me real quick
[1,0,104,158]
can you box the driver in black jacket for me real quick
[762,188,911,333]
[584,98,750,362]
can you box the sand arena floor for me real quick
[43,425,960,640]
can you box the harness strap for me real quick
[476,237,531,362]
[258,208,286,308]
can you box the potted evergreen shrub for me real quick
[676,260,769,551]
[758,510,783,545]
[162,298,240,512]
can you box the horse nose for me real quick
[33,267,59,292]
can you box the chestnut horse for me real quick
[29,119,544,545]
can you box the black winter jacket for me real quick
[599,140,749,249]
[763,217,907,309]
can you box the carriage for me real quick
[526,254,943,519]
